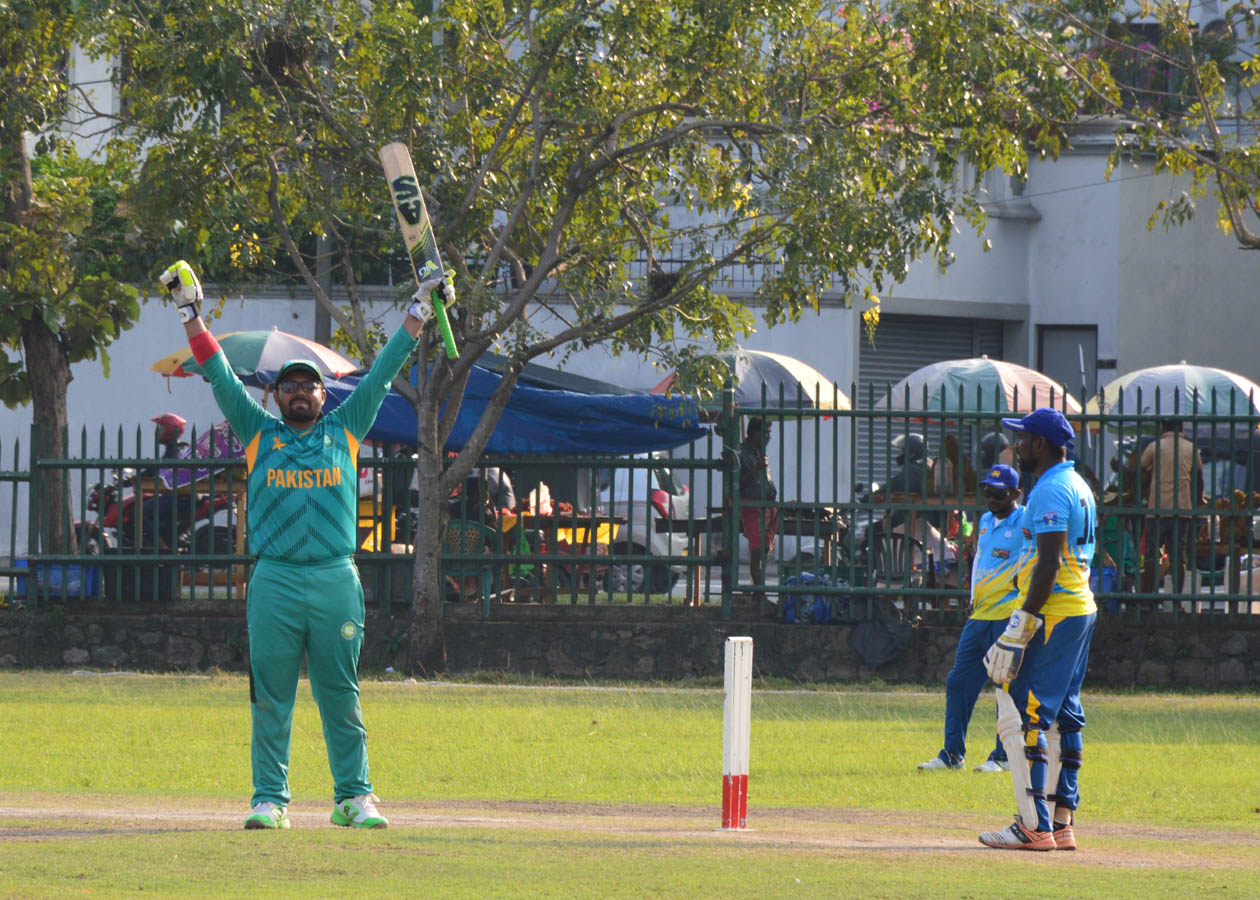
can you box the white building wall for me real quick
[1114,165,1260,380]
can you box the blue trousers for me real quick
[1007,612,1096,831]
[937,617,1008,766]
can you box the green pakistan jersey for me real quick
[200,326,419,563]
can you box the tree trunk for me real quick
[4,127,76,554]
[407,440,447,674]
[22,312,77,555]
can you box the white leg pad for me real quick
[995,688,1038,826]
[1045,723,1062,821]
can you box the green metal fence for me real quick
[4,384,1259,624]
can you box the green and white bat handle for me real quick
[409,277,459,359]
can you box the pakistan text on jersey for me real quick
[266,467,344,489]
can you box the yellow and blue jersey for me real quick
[200,326,418,563]
[969,506,1025,620]
[1015,461,1097,617]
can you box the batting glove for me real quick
[159,260,204,324]
[407,277,455,322]
[983,609,1042,684]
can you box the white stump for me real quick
[721,636,753,829]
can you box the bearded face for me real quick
[1014,432,1040,473]
[275,379,324,424]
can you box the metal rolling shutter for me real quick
[854,314,1005,485]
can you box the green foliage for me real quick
[0,0,77,135]
[85,0,1080,369]
[1016,0,1260,248]
[0,148,143,409]
[0,0,150,411]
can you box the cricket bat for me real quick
[379,141,459,359]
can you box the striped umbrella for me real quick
[151,328,359,387]
[1086,363,1260,418]
[874,357,1082,418]
[651,349,850,411]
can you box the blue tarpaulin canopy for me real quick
[322,363,708,454]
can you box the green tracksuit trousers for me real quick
[247,556,372,807]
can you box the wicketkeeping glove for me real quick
[159,260,204,324]
[983,609,1042,684]
[407,276,455,323]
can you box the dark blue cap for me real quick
[1002,407,1075,449]
[980,464,1019,491]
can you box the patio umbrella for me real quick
[151,327,359,387]
[650,349,850,411]
[1085,363,1260,418]
[874,357,1082,418]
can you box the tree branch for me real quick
[264,154,367,346]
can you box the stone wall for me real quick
[440,611,1260,687]
[1,607,1257,688]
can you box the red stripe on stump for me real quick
[721,774,749,830]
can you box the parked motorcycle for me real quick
[76,467,142,555]
[75,466,236,603]
[77,469,233,557]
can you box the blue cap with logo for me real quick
[979,464,1019,491]
[1001,407,1075,449]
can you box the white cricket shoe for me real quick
[974,759,1010,773]
[917,756,964,771]
[979,815,1055,851]
[244,801,290,830]
[331,793,388,829]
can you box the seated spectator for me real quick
[448,466,517,526]
[141,413,198,550]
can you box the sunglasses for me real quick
[277,380,322,395]
[981,485,1009,499]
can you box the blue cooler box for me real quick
[1088,564,1119,612]
[13,560,101,598]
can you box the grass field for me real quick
[0,671,1257,899]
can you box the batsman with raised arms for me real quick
[160,259,452,830]
[979,408,1097,852]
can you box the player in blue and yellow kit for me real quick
[918,464,1023,773]
[161,260,452,831]
[980,408,1097,853]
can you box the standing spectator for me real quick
[980,408,1097,852]
[918,464,1022,773]
[738,417,778,587]
[162,258,450,831]
[928,433,977,499]
[1140,418,1203,594]
[479,466,517,517]
[979,432,1014,471]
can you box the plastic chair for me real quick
[442,519,510,612]
[869,532,925,588]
